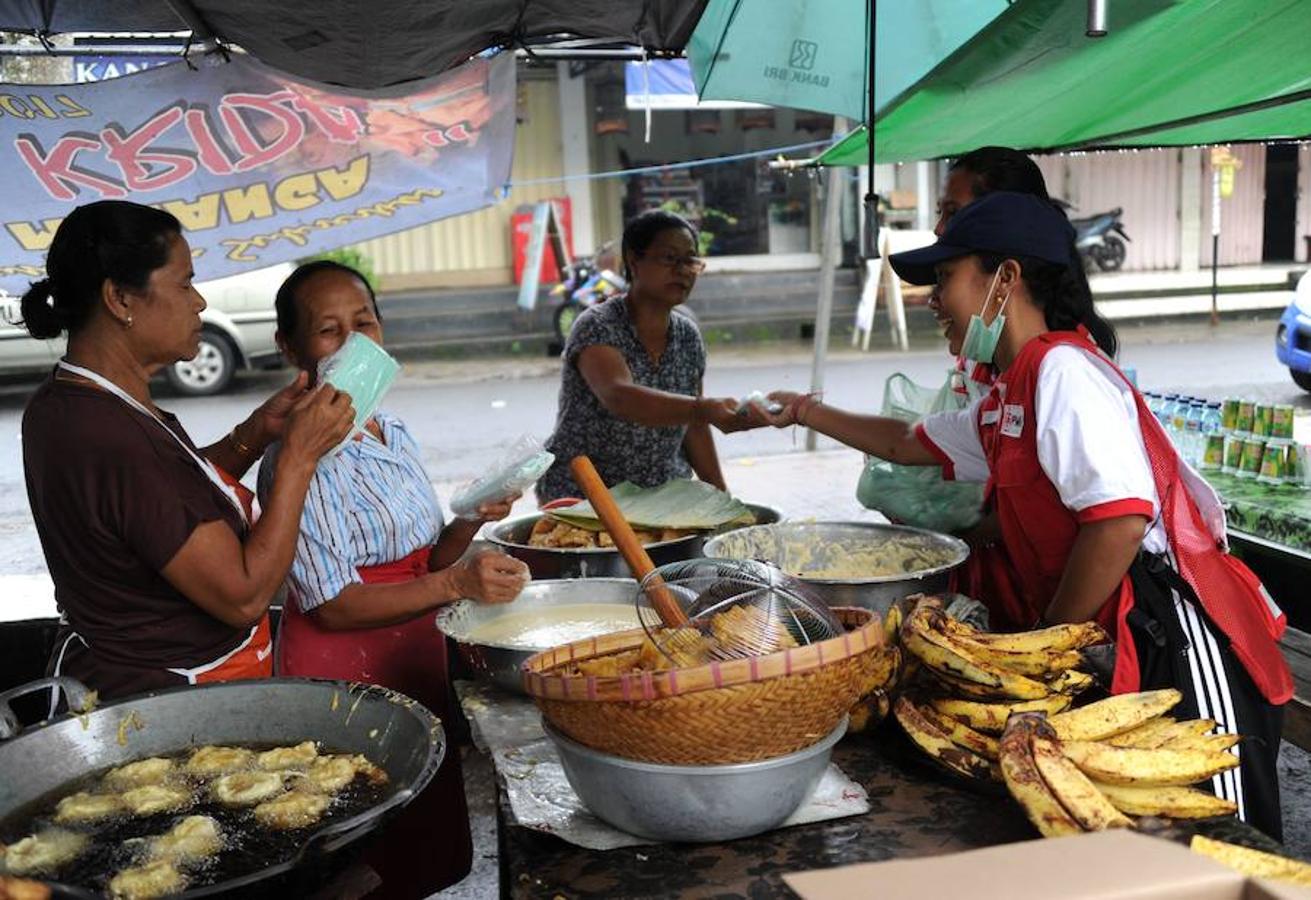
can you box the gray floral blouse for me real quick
[537,297,706,502]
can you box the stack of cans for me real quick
[1218,398,1305,487]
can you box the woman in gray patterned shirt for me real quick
[537,211,749,501]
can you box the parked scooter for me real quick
[550,242,627,344]
[1069,206,1131,272]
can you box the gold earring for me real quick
[125,315,133,328]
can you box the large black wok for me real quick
[0,676,443,898]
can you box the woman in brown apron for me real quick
[257,260,530,897]
[21,201,354,702]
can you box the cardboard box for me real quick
[783,830,1311,900]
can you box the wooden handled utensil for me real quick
[569,455,688,627]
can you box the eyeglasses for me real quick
[644,252,707,274]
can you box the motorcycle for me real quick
[550,241,627,344]
[1069,206,1130,272]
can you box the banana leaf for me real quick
[547,480,754,532]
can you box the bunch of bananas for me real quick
[889,596,1108,782]
[1000,689,1242,837]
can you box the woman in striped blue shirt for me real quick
[257,260,529,898]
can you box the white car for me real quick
[0,263,292,395]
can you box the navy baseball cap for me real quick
[889,191,1077,286]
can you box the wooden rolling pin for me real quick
[569,455,688,627]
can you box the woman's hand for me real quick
[741,390,810,428]
[696,396,757,434]
[452,550,530,604]
[246,371,314,447]
[281,386,355,465]
[474,495,519,523]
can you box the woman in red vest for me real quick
[754,191,1290,839]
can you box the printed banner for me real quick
[0,53,516,294]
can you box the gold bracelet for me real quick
[230,425,257,457]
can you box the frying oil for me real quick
[0,743,390,895]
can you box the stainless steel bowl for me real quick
[485,503,782,579]
[437,578,641,694]
[544,717,846,843]
[703,521,969,614]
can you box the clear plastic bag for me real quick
[856,370,986,534]
[317,332,401,455]
[449,435,555,519]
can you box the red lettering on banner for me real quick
[101,106,197,192]
[423,121,473,149]
[288,95,364,143]
[219,91,305,171]
[13,135,126,201]
[184,108,235,175]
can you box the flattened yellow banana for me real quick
[893,696,995,782]
[848,690,890,734]
[923,669,1021,702]
[1190,836,1311,886]
[1061,740,1239,787]
[1093,781,1236,819]
[902,609,1051,700]
[966,621,1110,654]
[998,714,1084,838]
[1030,736,1132,831]
[930,695,1073,734]
[919,703,1000,760]
[1105,717,1179,748]
[883,604,903,645]
[1048,689,1182,742]
[1171,732,1243,753]
[856,645,901,697]
[1046,669,1096,696]
[939,624,1084,678]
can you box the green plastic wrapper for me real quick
[547,480,753,532]
[856,371,985,534]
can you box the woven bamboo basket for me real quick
[521,607,897,764]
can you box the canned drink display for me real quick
[1258,440,1289,485]
[1200,432,1225,471]
[1271,404,1296,441]
[1292,444,1311,490]
[1222,434,1245,474]
[1238,437,1265,479]
[1253,404,1274,439]
[1221,398,1241,432]
[1235,399,1257,435]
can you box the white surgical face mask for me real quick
[960,268,1011,365]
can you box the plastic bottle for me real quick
[1199,402,1224,470]
[1143,392,1160,419]
[1185,400,1207,466]
[1157,393,1178,429]
[1168,395,1190,450]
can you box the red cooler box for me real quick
[512,197,574,285]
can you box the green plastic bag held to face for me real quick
[317,332,401,454]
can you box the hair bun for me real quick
[19,277,68,340]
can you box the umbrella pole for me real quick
[864,0,878,259]
[806,120,849,452]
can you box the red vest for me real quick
[979,331,1291,703]
[276,547,452,715]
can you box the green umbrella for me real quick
[688,0,873,251]
[812,124,868,167]
[687,0,871,123]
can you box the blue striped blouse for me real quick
[257,411,442,613]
